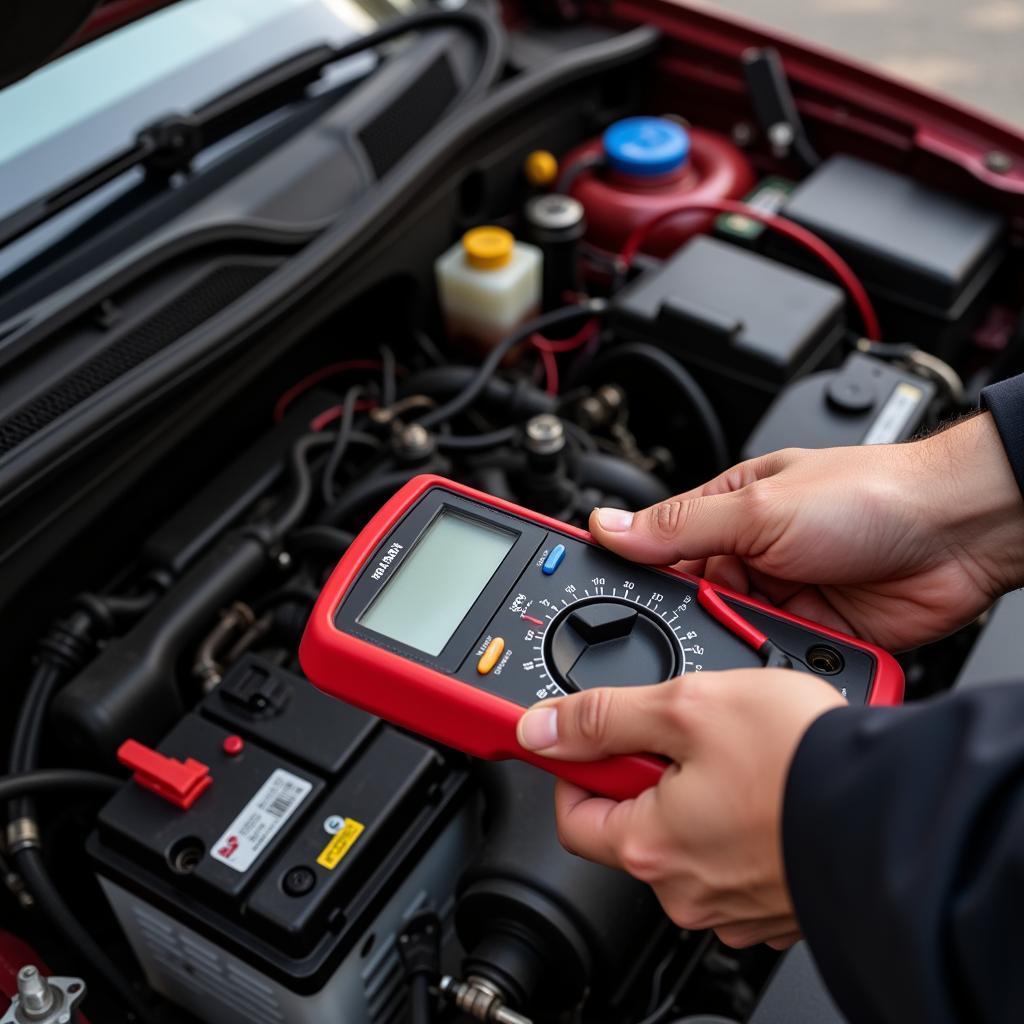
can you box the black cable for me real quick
[588,344,730,472]
[8,663,64,822]
[267,432,336,538]
[0,770,119,803]
[417,301,606,430]
[436,426,519,450]
[287,524,355,558]
[633,933,714,1024]
[321,463,445,526]
[413,329,447,366]
[321,385,365,506]
[409,973,433,1024]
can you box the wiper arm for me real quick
[0,6,503,252]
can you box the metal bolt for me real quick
[984,150,1013,174]
[524,414,565,456]
[731,121,755,148]
[276,550,293,570]
[18,967,56,1017]
[767,121,795,158]
[393,423,435,461]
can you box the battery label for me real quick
[316,818,365,870]
[862,382,925,445]
[211,769,313,873]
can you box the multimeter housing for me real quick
[300,475,903,800]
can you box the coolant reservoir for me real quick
[565,116,755,258]
[435,226,542,351]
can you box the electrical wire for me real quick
[633,933,714,1024]
[539,344,560,395]
[267,433,337,538]
[588,343,730,472]
[617,200,881,341]
[0,770,120,803]
[436,426,520,450]
[321,385,366,506]
[417,301,606,429]
[273,359,384,421]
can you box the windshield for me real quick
[0,0,413,226]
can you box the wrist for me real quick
[917,412,1024,596]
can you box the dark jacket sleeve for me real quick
[783,684,1024,1024]
[981,374,1024,496]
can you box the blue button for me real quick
[542,544,566,575]
[602,117,690,178]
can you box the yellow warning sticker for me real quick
[316,819,365,870]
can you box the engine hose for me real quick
[401,369,555,420]
[0,769,119,803]
[573,451,671,510]
[587,344,730,473]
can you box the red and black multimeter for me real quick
[300,475,903,800]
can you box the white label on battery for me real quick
[862,382,925,446]
[210,769,312,873]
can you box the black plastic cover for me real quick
[777,156,1004,316]
[609,235,846,393]
[742,352,937,459]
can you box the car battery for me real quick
[770,156,1005,357]
[608,235,847,440]
[89,655,477,1024]
[742,351,938,459]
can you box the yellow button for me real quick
[524,149,558,187]
[463,226,514,270]
[477,636,506,674]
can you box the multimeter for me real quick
[300,475,903,800]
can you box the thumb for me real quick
[517,683,683,761]
[590,490,755,564]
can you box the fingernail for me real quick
[518,707,558,751]
[596,507,634,532]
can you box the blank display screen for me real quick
[358,510,516,656]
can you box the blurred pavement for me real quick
[702,0,1024,129]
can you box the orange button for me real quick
[477,637,506,675]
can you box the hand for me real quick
[588,413,1024,651]
[517,671,846,948]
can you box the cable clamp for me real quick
[6,817,41,855]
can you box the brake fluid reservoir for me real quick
[435,227,542,351]
[566,116,755,258]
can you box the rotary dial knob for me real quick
[546,599,679,691]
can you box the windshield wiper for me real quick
[0,6,503,252]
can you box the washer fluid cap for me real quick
[463,226,515,270]
[603,117,690,177]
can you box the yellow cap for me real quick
[463,226,515,270]
[524,149,558,188]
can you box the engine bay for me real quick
[2,5,1024,1023]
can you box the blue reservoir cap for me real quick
[602,117,690,177]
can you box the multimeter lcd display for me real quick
[357,509,517,656]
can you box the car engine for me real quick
[1,7,1021,1024]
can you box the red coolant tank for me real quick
[565,116,755,257]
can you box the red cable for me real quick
[273,359,385,422]
[619,200,882,341]
[697,580,769,652]
[309,400,378,432]
[531,319,600,353]
[538,345,560,395]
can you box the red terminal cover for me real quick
[300,475,904,801]
[118,739,212,809]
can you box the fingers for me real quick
[517,683,685,761]
[714,919,802,949]
[590,490,756,565]
[554,779,668,878]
